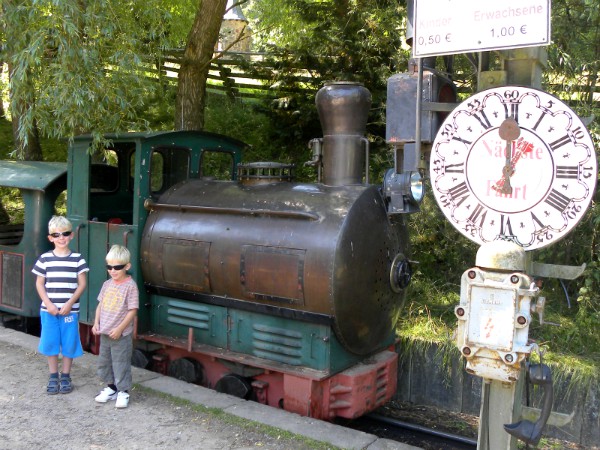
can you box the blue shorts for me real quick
[38,311,84,358]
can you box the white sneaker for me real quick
[95,387,117,403]
[115,391,130,408]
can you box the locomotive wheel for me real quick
[167,357,205,384]
[131,349,150,369]
[215,374,254,400]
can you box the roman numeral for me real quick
[444,163,464,174]
[549,134,571,151]
[556,165,579,179]
[500,214,514,236]
[532,111,546,131]
[448,181,469,206]
[505,103,519,121]
[468,203,487,228]
[545,189,571,212]
[531,212,546,229]
[452,135,472,145]
[471,110,492,130]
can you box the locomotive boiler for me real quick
[141,82,408,357]
[137,82,412,419]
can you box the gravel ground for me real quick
[0,340,330,450]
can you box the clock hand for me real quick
[492,137,534,192]
[497,118,521,195]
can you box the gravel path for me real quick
[0,338,326,450]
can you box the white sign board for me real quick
[413,0,551,57]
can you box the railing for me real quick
[151,50,600,107]
[155,50,315,100]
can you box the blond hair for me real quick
[48,215,72,234]
[106,245,131,264]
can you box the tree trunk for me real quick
[175,0,228,131]
[7,62,43,161]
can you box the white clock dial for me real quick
[430,86,597,251]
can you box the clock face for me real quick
[430,86,597,251]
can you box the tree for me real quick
[0,0,213,157]
[241,0,411,179]
[2,0,235,153]
[175,0,229,130]
[1,1,42,160]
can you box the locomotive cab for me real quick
[67,131,245,351]
[0,162,67,321]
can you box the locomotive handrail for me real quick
[143,199,320,221]
[122,229,133,248]
[75,223,84,253]
[362,137,369,185]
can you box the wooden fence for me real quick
[155,50,600,108]
[157,50,315,100]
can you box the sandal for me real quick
[59,374,72,394]
[47,376,59,395]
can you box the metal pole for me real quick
[415,57,423,168]
[478,375,524,450]
[475,48,547,450]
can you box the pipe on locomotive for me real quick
[312,81,371,186]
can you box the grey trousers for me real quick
[97,333,133,392]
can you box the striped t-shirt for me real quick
[31,251,89,312]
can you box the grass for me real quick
[396,275,600,396]
[134,385,340,450]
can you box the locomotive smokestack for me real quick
[315,82,371,186]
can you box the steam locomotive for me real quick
[0,75,453,420]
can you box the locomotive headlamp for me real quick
[406,171,424,204]
[383,169,425,214]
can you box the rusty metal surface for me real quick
[141,178,407,355]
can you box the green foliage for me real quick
[0,187,24,223]
[397,277,459,345]
[203,93,278,159]
[241,0,412,181]
[1,0,195,155]
[0,118,14,159]
[407,190,479,282]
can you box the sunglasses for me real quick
[106,264,127,271]
[49,231,73,238]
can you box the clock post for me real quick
[455,241,551,448]
[428,64,597,449]
[412,1,596,446]
[429,74,598,448]
[429,44,600,450]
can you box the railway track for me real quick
[345,412,477,450]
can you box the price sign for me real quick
[413,0,551,57]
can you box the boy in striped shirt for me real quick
[32,216,89,394]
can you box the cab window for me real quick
[151,147,191,197]
[200,150,236,180]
